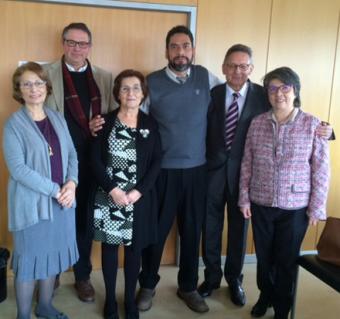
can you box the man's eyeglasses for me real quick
[20,80,46,90]
[64,39,91,49]
[226,63,251,72]
[268,84,293,95]
[120,86,142,94]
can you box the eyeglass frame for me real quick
[20,80,47,90]
[119,85,143,95]
[267,84,293,95]
[63,39,91,49]
[225,63,252,72]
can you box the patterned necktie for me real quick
[225,92,239,150]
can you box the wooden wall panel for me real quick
[196,0,272,255]
[267,0,340,250]
[196,0,272,84]
[267,0,339,120]
[0,0,188,270]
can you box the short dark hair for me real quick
[12,62,52,104]
[62,22,92,43]
[263,66,301,107]
[224,44,253,64]
[166,25,194,49]
[113,69,148,105]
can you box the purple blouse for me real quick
[35,117,63,185]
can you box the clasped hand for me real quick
[109,187,142,206]
[56,180,76,208]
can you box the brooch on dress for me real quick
[139,129,150,138]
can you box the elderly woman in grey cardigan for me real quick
[3,62,78,319]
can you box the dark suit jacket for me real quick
[206,80,269,198]
[91,108,162,249]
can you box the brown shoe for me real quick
[74,280,95,303]
[136,288,155,311]
[177,289,209,313]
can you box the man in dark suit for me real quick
[198,44,269,314]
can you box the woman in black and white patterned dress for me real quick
[91,69,161,319]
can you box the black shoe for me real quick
[251,294,272,317]
[197,281,220,298]
[125,308,139,319]
[229,283,246,306]
[104,301,119,319]
[125,302,139,319]
[125,312,139,319]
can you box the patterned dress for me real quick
[93,119,137,246]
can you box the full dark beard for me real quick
[168,56,193,72]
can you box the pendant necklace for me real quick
[48,144,53,156]
[45,119,53,157]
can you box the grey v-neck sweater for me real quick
[147,65,210,169]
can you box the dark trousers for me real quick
[102,243,141,315]
[73,169,94,282]
[202,159,248,286]
[251,203,309,319]
[139,165,207,292]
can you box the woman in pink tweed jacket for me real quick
[238,67,330,319]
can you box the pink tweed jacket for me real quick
[238,109,330,220]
